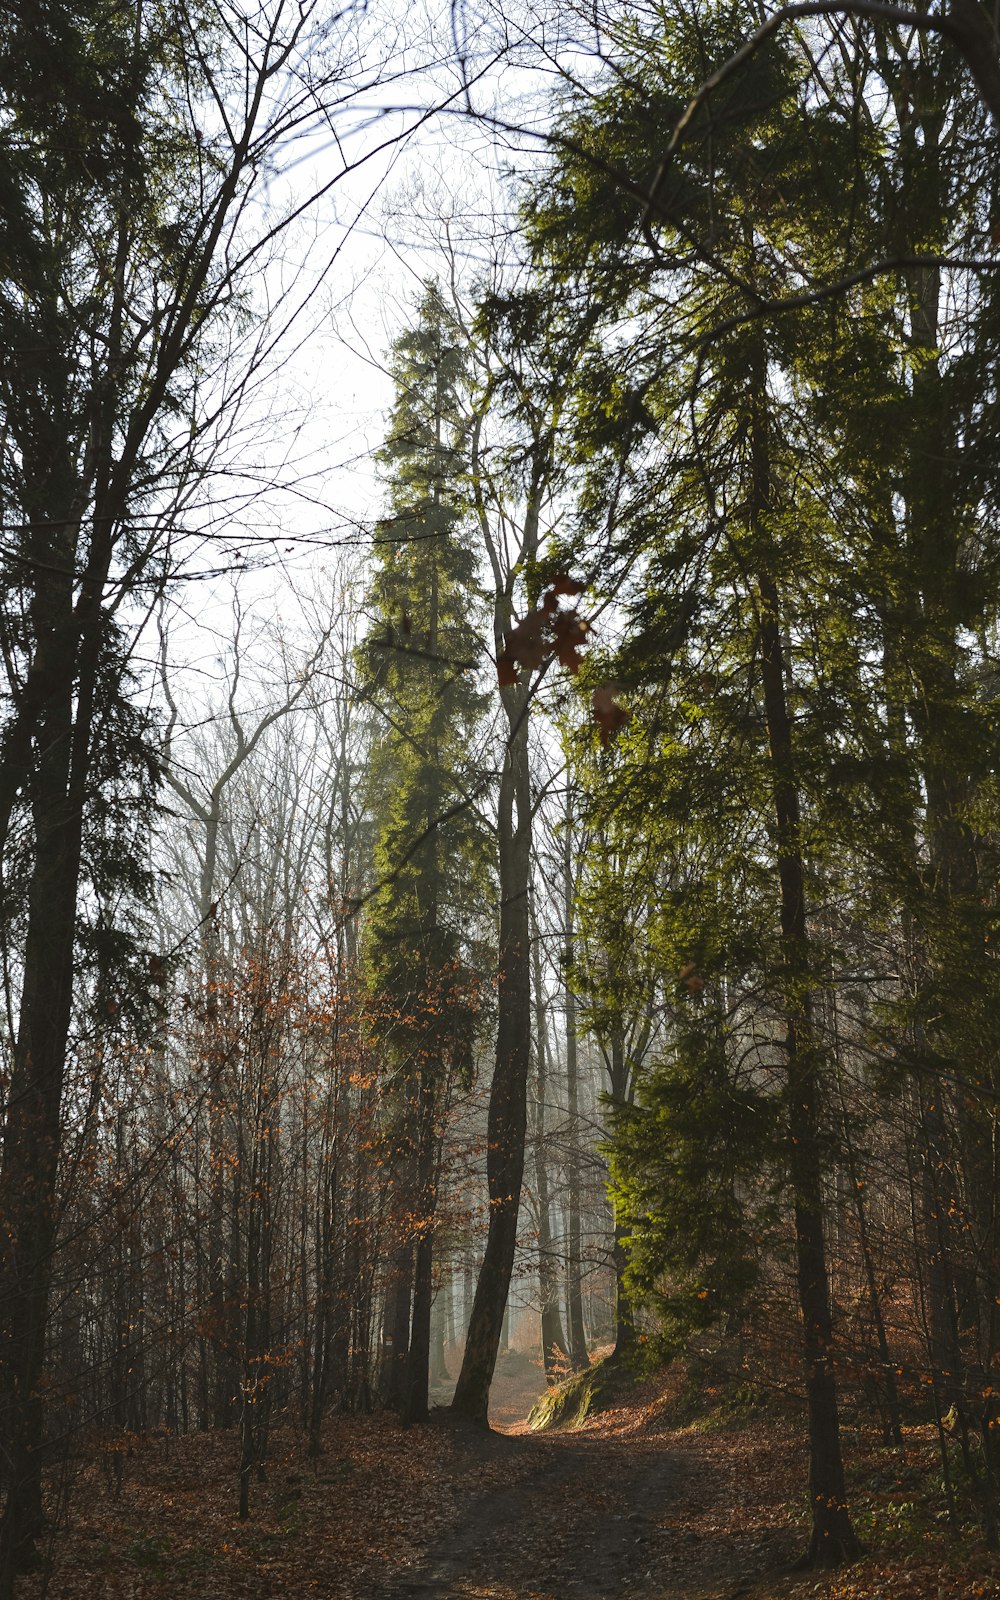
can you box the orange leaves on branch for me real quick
[496,574,629,745]
[552,608,589,671]
[498,609,549,683]
[496,575,587,686]
[548,573,585,599]
[678,961,704,996]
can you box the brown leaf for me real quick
[552,611,589,672]
[549,573,585,597]
[505,610,549,671]
[592,684,629,742]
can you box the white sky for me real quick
[153,0,611,731]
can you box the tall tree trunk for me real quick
[451,688,531,1425]
[403,1076,438,1425]
[380,1242,413,1411]
[607,1031,636,1358]
[750,344,861,1565]
[531,910,569,1380]
[0,516,101,1588]
[563,802,588,1371]
[758,574,862,1566]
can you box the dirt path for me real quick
[379,1413,802,1600]
[19,1351,1000,1600]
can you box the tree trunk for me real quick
[451,686,531,1425]
[530,919,569,1380]
[403,1077,438,1425]
[380,1242,413,1412]
[563,804,588,1371]
[0,525,96,1588]
[757,573,862,1566]
[607,1032,636,1357]
[749,344,861,1563]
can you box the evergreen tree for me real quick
[0,6,203,1573]
[514,0,1000,1556]
[514,0,986,1560]
[361,282,490,1425]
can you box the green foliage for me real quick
[521,2,1000,1418]
[0,0,209,1037]
[609,1015,781,1350]
[528,1351,641,1431]
[361,282,491,1081]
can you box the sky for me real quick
[157,0,559,708]
[152,0,624,765]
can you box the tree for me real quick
[0,0,458,1572]
[449,276,593,1425]
[509,0,1000,1555]
[361,282,490,1425]
[514,0,935,1559]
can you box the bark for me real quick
[849,1167,905,1451]
[453,389,549,1425]
[429,1294,449,1387]
[758,582,862,1565]
[563,806,588,1371]
[451,686,532,1424]
[750,347,861,1566]
[530,918,569,1379]
[0,507,102,1589]
[380,1242,414,1411]
[608,1041,636,1358]
[403,1077,438,1426]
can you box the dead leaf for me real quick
[592,685,629,743]
[549,573,585,597]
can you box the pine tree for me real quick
[361,282,490,1425]
[517,0,1000,1556]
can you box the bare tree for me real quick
[0,1,476,1569]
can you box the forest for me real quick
[2,1,1000,1597]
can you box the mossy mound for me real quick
[527,1353,638,1431]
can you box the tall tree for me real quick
[362,283,489,1425]
[0,0,455,1573]
[449,278,592,1425]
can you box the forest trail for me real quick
[24,1356,999,1600]
[380,1365,802,1600]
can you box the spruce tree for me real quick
[516,0,1000,1556]
[361,283,489,1424]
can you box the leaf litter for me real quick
[18,1362,1000,1600]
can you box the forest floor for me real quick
[21,1352,1000,1600]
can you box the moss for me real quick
[527,1353,639,1431]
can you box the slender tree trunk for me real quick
[429,1292,449,1387]
[757,580,861,1564]
[608,1031,636,1358]
[563,804,588,1371]
[749,345,861,1564]
[530,912,568,1380]
[451,687,531,1425]
[0,524,99,1588]
[847,1154,905,1451]
[381,1242,413,1411]
[403,1076,438,1425]
[829,1007,905,1451]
